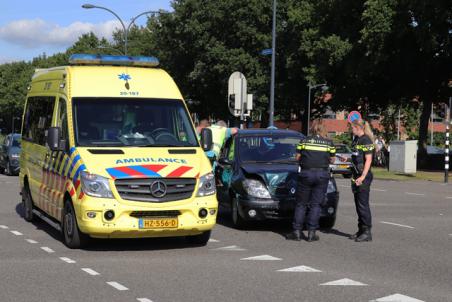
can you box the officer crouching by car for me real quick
[286,122,336,242]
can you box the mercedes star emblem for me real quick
[150,180,167,198]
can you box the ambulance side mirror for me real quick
[200,128,213,151]
[47,127,64,151]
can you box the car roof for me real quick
[237,129,303,137]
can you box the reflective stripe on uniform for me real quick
[297,143,336,154]
[356,144,375,152]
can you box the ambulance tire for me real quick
[186,230,211,246]
[22,185,35,222]
[63,200,89,249]
[5,161,11,176]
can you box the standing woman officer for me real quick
[349,119,375,242]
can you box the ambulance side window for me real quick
[23,96,55,145]
[57,98,69,150]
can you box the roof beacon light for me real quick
[69,54,159,67]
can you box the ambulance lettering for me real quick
[115,158,188,165]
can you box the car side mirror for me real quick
[218,158,232,166]
[47,127,64,151]
[200,128,213,151]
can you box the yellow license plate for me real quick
[339,165,349,169]
[139,218,178,229]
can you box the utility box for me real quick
[389,140,418,174]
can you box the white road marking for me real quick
[40,247,55,253]
[25,239,38,244]
[0,225,9,229]
[241,255,282,261]
[405,192,425,196]
[213,245,247,251]
[338,184,349,188]
[320,278,368,286]
[59,257,76,264]
[278,265,322,272]
[446,196,452,199]
[373,293,425,302]
[208,238,220,243]
[137,299,153,302]
[81,268,100,276]
[10,230,23,236]
[106,281,129,291]
[380,221,415,229]
[449,234,452,236]
[372,188,387,192]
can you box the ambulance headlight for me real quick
[197,173,216,197]
[80,171,113,198]
[243,179,271,199]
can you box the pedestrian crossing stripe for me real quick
[320,278,367,286]
[241,255,282,261]
[277,266,322,272]
[373,294,425,302]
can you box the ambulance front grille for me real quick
[115,178,196,203]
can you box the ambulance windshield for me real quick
[73,98,199,147]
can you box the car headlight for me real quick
[11,154,20,159]
[80,171,113,198]
[197,172,216,197]
[243,179,271,199]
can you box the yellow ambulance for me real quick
[19,54,217,248]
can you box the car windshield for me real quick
[73,98,198,147]
[238,134,301,163]
[336,145,351,153]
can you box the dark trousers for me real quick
[293,170,330,231]
[351,172,373,228]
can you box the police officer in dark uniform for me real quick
[286,122,336,242]
[347,119,375,242]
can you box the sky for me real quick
[0,0,172,63]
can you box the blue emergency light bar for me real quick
[69,53,159,67]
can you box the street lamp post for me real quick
[82,4,160,56]
[268,0,277,127]
[307,83,327,136]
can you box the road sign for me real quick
[260,48,273,56]
[347,111,362,123]
[228,72,247,117]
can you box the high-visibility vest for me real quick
[209,125,227,157]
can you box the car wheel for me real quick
[231,197,246,229]
[62,200,89,249]
[343,174,352,179]
[186,230,211,246]
[22,186,35,222]
[320,216,336,230]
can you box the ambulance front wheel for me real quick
[63,200,89,249]
[186,230,211,246]
[22,185,34,222]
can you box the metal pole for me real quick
[268,0,277,127]
[307,85,311,136]
[431,102,434,146]
[397,107,401,140]
[445,97,451,183]
[12,116,14,134]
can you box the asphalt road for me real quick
[1,173,451,302]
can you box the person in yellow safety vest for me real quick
[209,120,238,160]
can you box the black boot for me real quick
[355,227,372,242]
[286,230,303,241]
[307,230,319,242]
[349,227,364,240]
